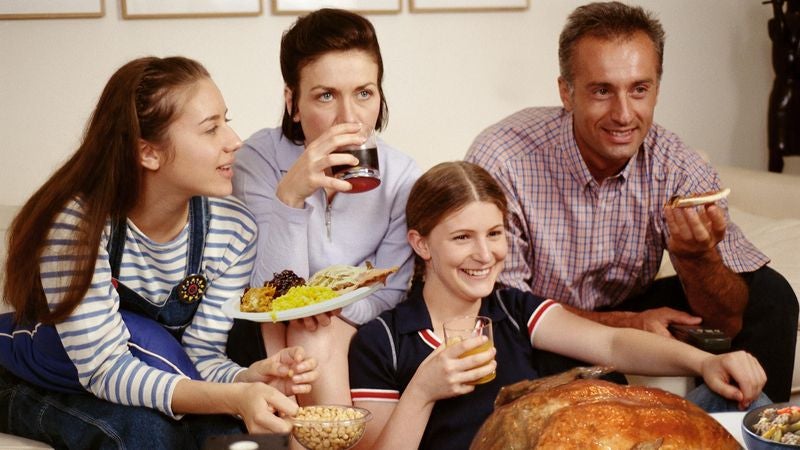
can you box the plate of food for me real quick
[222,263,398,323]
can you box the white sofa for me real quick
[1,166,799,448]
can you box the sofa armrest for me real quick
[717,165,800,220]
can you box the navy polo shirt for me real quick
[348,285,559,450]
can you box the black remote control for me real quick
[668,325,731,354]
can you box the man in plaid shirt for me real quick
[466,1,798,402]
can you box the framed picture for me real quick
[410,0,527,12]
[122,0,262,19]
[272,0,400,15]
[0,0,104,20]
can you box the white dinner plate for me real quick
[221,283,381,323]
[710,411,745,446]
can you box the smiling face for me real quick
[559,32,660,181]
[287,50,381,144]
[148,78,242,199]
[409,201,507,306]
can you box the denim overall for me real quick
[109,195,208,340]
[0,196,209,392]
[0,197,246,448]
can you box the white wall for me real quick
[0,0,793,207]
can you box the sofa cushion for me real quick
[727,206,800,297]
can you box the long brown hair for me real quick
[3,56,210,324]
[405,161,508,285]
[280,8,388,144]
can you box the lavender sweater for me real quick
[232,127,420,325]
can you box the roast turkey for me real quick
[470,367,740,450]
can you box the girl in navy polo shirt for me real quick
[348,161,768,450]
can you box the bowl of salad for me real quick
[743,403,800,449]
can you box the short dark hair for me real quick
[280,8,388,144]
[558,1,666,84]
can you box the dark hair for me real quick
[559,1,666,84]
[405,161,508,284]
[280,8,388,144]
[4,56,210,324]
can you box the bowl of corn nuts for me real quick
[289,405,372,450]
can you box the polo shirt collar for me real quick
[394,286,508,335]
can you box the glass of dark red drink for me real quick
[331,130,380,194]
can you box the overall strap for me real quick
[185,196,209,277]
[107,196,208,278]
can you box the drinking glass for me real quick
[443,315,495,385]
[331,129,380,194]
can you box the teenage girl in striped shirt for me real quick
[0,56,317,449]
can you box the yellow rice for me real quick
[270,285,337,320]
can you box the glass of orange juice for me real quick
[443,315,495,385]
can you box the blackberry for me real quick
[269,270,306,297]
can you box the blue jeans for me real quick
[0,370,245,450]
[685,383,773,413]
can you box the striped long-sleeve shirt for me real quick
[42,196,256,417]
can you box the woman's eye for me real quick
[319,92,333,102]
[489,230,505,238]
[358,89,372,99]
[206,125,219,135]
[453,234,469,241]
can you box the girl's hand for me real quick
[229,382,298,434]
[700,351,766,410]
[407,335,497,404]
[276,123,364,208]
[237,346,319,396]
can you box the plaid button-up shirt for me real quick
[466,107,768,310]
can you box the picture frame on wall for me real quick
[409,0,527,12]
[121,0,262,19]
[0,0,104,20]
[272,0,400,15]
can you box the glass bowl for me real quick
[742,402,800,449]
[288,405,372,450]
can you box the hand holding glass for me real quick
[443,315,495,385]
[331,129,380,194]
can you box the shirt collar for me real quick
[394,285,508,335]
[560,112,596,188]
[560,110,648,187]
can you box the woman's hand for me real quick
[294,308,342,332]
[228,382,299,434]
[236,346,318,396]
[406,335,496,404]
[699,350,766,410]
[276,123,365,208]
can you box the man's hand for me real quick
[564,305,700,336]
[664,203,726,259]
[629,307,702,337]
[663,202,748,336]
